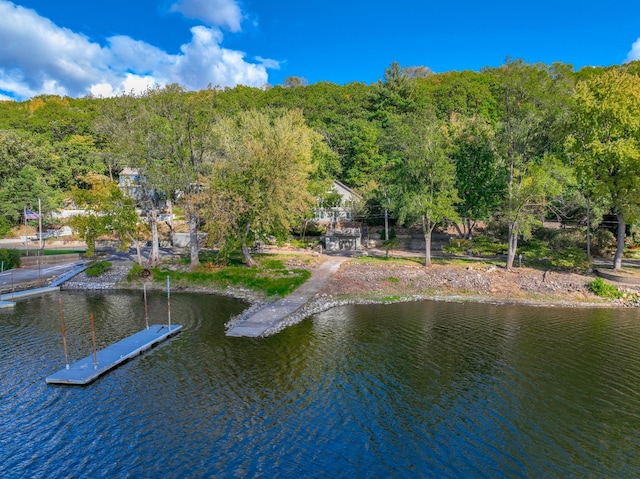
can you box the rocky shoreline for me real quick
[62,263,132,290]
[61,255,640,319]
[317,259,640,308]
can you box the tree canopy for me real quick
[3,59,640,271]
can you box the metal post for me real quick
[90,313,98,368]
[24,208,29,257]
[167,276,171,330]
[143,283,149,330]
[59,297,70,369]
[38,198,43,250]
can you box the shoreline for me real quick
[62,252,639,335]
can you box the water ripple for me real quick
[2,295,640,477]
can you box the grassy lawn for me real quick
[150,254,311,297]
[17,249,85,256]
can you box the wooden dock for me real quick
[46,325,182,385]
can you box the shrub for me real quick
[443,238,471,254]
[0,249,20,270]
[0,217,11,237]
[127,262,144,281]
[592,229,616,257]
[468,235,506,256]
[85,260,112,277]
[549,246,590,270]
[151,257,311,297]
[588,277,622,299]
[519,238,552,260]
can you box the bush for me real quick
[443,238,472,254]
[151,257,311,297]
[0,249,20,270]
[127,262,144,281]
[592,229,616,257]
[468,235,506,256]
[549,246,590,270]
[588,277,622,299]
[520,238,552,260]
[85,260,112,277]
[0,217,11,237]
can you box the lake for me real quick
[1,290,639,478]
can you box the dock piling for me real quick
[143,283,149,330]
[90,313,98,368]
[167,276,171,330]
[58,297,69,369]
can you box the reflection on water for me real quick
[1,291,640,477]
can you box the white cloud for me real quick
[625,38,640,63]
[170,0,243,32]
[256,56,281,70]
[0,0,275,100]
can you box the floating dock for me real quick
[46,324,182,385]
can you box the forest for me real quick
[2,58,640,271]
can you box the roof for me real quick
[332,180,361,201]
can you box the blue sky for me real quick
[1,0,639,101]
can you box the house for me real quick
[118,167,143,201]
[315,181,363,251]
[314,180,361,224]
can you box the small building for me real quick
[325,225,361,251]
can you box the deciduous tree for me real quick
[448,115,505,238]
[566,68,640,270]
[204,109,318,266]
[492,60,573,269]
[69,174,144,261]
[386,113,459,267]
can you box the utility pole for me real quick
[384,190,389,241]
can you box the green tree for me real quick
[566,68,640,270]
[144,84,219,268]
[0,130,39,181]
[448,115,505,238]
[491,60,573,269]
[204,109,318,266]
[96,93,167,265]
[371,62,418,122]
[386,113,459,267]
[49,134,104,191]
[69,174,143,260]
[415,70,499,121]
[0,165,52,226]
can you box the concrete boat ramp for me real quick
[0,263,86,308]
[226,256,346,338]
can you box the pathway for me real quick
[226,255,347,338]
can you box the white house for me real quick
[314,180,361,224]
[118,167,143,201]
[315,180,363,251]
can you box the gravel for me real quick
[62,262,131,290]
